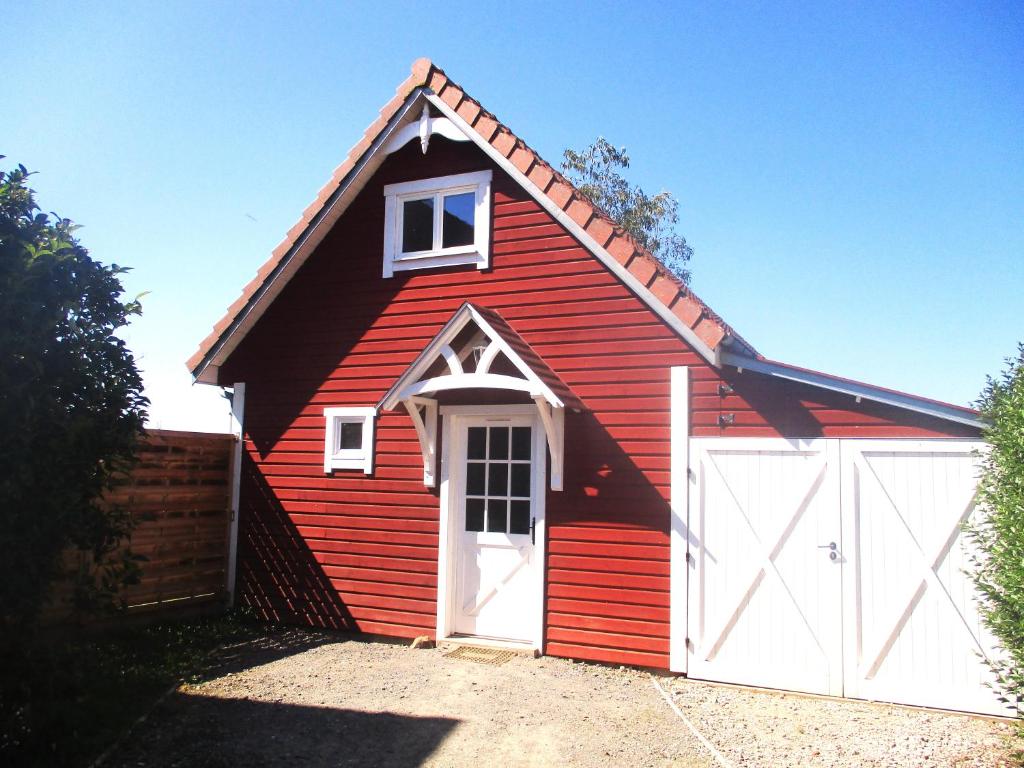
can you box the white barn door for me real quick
[687,439,844,696]
[840,440,1002,714]
[683,437,1006,716]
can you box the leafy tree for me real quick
[562,137,694,282]
[967,343,1024,735]
[0,162,148,637]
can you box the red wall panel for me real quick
[221,138,977,667]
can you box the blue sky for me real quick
[7,1,1022,430]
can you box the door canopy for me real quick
[379,303,580,490]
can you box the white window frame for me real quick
[323,407,376,474]
[382,170,492,277]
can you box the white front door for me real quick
[443,411,545,645]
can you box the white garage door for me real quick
[681,438,1007,716]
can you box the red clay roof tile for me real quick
[411,57,433,82]
[547,179,574,209]
[628,256,657,285]
[585,217,614,247]
[456,99,481,125]
[440,83,464,110]
[606,235,636,265]
[567,197,593,228]
[672,294,704,327]
[428,70,447,92]
[473,113,499,142]
[510,146,534,174]
[492,129,516,157]
[650,274,680,307]
[694,317,726,348]
[527,162,554,192]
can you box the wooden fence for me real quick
[46,429,236,624]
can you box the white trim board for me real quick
[669,366,689,673]
[225,382,246,606]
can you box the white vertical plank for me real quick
[225,382,246,606]
[435,413,455,641]
[669,366,689,673]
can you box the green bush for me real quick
[968,343,1024,729]
[0,162,148,635]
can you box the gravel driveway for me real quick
[103,628,1013,767]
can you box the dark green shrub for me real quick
[0,161,148,636]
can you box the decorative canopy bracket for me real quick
[533,396,565,492]
[379,303,580,491]
[403,396,438,487]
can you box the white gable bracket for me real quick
[384,102,470,156]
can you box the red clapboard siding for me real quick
[221,137,976,669]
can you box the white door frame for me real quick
[669,366,689,672]
[436,404,547,651]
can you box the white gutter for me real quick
[719,351,984,429]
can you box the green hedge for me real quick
[968,343,1024,740]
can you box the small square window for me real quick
[383,171,492,277]
[323,407,375,474]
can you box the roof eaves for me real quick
[187,60,436,381]
[719,351,984,429]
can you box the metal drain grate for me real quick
[443,645,519,666]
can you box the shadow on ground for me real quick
[195,626,343,682]
[105,691,459,768]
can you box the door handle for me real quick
[530,517,536,545]
[818,541,838,560]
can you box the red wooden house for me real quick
[189,60,1003,715]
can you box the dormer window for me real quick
[382,170,492,277]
